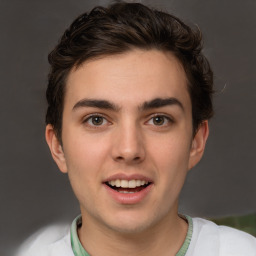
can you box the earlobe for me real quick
[188,121,209,170]
[45,124,68,173]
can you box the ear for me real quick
[45,124,68,173]
[188,121,209,170]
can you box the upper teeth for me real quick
[108,179,149,188]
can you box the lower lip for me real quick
[103,183,153,205]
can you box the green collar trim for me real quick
[176,215,193,256]
[70,216,89,256]
[70,215,193,256]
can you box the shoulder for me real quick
[15,223,74,256]
[217,222,256,255]
[190,217,256,256]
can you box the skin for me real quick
[46,49,209,256]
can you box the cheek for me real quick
[148,133,192,193]
[63,133,110,180]
[149,134,192,169]
[63,135,111,207]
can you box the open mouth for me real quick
[105,179,151,193]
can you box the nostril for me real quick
[113,153,143,163]
[115,156,141,162]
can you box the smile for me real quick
[105,179,151,195]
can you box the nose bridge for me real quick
[112,117,145,163]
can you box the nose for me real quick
[111,122,146,164]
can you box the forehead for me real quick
[65,49,190,110]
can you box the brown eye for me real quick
[146,115,172,127]
[153,116,165,125]
[91,116,104,125]
[84,115,108,127]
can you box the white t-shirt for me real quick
[15,217,256,256]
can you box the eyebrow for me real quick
[72,99,120,111]
[140,97,184,111]
[72,97,184,112]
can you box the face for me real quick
[46,49,208,234]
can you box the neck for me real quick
[78,210,188,256]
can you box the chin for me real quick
[108,221,152,234]
[104,211,160,235]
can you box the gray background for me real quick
[0,0,255,255]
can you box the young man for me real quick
[20,2,256,256]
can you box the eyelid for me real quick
[83,112,102,121]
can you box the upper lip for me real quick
[103,173,153,183]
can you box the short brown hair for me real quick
[46,2,214,142]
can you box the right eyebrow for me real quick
[72,98,120,112]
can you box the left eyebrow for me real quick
[140,97,184,111]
